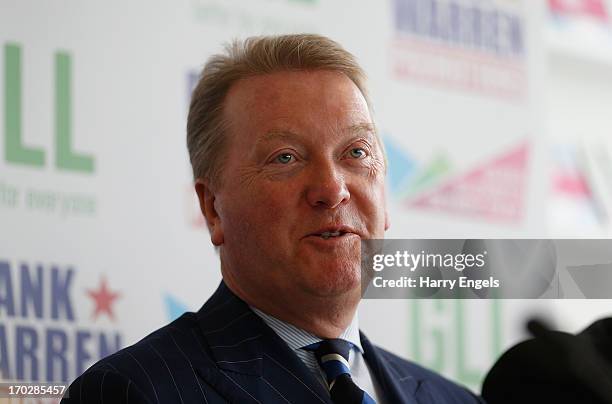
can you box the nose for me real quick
[305,161,350,209]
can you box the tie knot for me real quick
[303,339,353,383]
[310,338,353,361]
[303,339,376,403]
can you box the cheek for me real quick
[222,190,293,246]
[357,182,387,232]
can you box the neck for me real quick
[223,276,360,339]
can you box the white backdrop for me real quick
[1,0,609,394]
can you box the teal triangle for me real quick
[383,135,416,194]
[164,294,189,321]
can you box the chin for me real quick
[301,261,362,297]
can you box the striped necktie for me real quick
[304,339,376,404]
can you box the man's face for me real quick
[204,70,389,300]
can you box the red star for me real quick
[87,277,121,321]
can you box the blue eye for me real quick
[275,153,294,164]
[349,148,366,159]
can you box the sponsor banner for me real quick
[390,0,528,100]
[0,0,550,392]
[0,260,123,383]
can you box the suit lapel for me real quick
[361,332,420,404]
[194,282,332,404]
[259,323,331,404]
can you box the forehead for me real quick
[222,70,372,141]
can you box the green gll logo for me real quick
[4,43,94,174]
[410,300,503,388]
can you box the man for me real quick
[62,34,483,403]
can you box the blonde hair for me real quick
[186,34,374,187]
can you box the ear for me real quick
[384,208,391,231]
[195,178,224,246]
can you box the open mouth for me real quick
[318,231,346,240]
[306,226,359,241]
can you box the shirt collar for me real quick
[250,306,363,353]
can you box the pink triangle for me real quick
[549,0,609,21]
[408,142,529,222]
[553,171,592,197]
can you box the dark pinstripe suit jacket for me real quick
[61,282,484,403]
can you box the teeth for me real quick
[320,231,341,239]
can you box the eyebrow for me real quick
[347,123,377,135]
[255,130,298,146]
[256,122,377,146]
